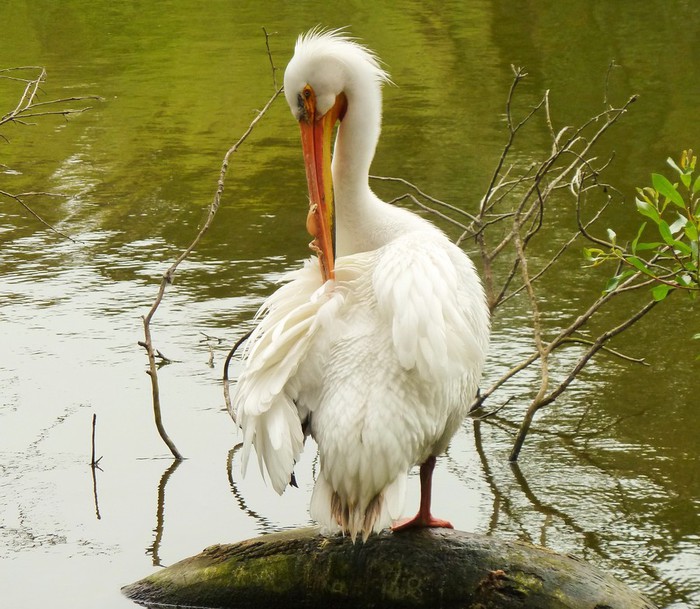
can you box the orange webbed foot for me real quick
[391,513,454,532]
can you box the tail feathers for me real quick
[310,470,406,542]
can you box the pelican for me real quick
[232,29,489,541]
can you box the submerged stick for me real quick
[90,413,102,520]
[123,527,656,609]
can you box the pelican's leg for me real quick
[391,455,453,532]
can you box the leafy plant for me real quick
[586,150,700,302]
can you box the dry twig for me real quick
[139,36,284,459]
[1,67,99,240]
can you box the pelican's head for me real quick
[284,29,389,281]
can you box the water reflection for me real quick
[91,413,103,520]
[472,421,519,537]
[146,460,182,567]
[474,415,699,606]
[226,444,277,533]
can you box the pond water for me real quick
[1,2,698,608]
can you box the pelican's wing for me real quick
[372,232,489,383]
[232,258,338,494]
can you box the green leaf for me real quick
[652,173,685,208]
[683,221,699,242]
[658,220,693,255]
[673,241,693,256]
[651,284,673,301]
[631,222,646,254]
[636,198,661,223]
[604,270,635,293]
[634,241,663,251]
[630,224,665,252]
[694,175,700,194]
[669,213,688,235]
[658,220,675,245]
[604,276,620,293]
[668,157,693,189]
[626,255,652,274]
[583,247,605,263]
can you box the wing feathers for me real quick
[373,232,488,382]
[233,259,328,494]
[233,258,358,495]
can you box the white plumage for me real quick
[231,29,490,541]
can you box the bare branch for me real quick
[223,329,253,422]
[0,189,77,241]
[371,174,478,224]
[262,27,279,90]
[542,299,658,407]
[140,84,283,460]
[1,67,99,241]
[386,192,471,233]
[558,336,648,365]
[1,66,100,129]
[479,67,533,217]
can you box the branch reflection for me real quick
[471,416,609,558]
[146,459,182,567]
[226,443,276,533]
[90,462,102,520]
[469,420,533,542]
[90,412,102,520]
[508,458,609,558]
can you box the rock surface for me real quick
[123,527,657,609]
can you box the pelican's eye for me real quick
[297,85,316,122]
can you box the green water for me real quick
[1,2,698,608]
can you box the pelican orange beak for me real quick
[298,87,347,281]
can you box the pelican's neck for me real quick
[332,87,382,254]
[333,89,380,197]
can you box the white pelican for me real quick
[232,29,489,541]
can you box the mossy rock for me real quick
[123,527,657,609]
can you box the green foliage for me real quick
[585,150,700,301]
